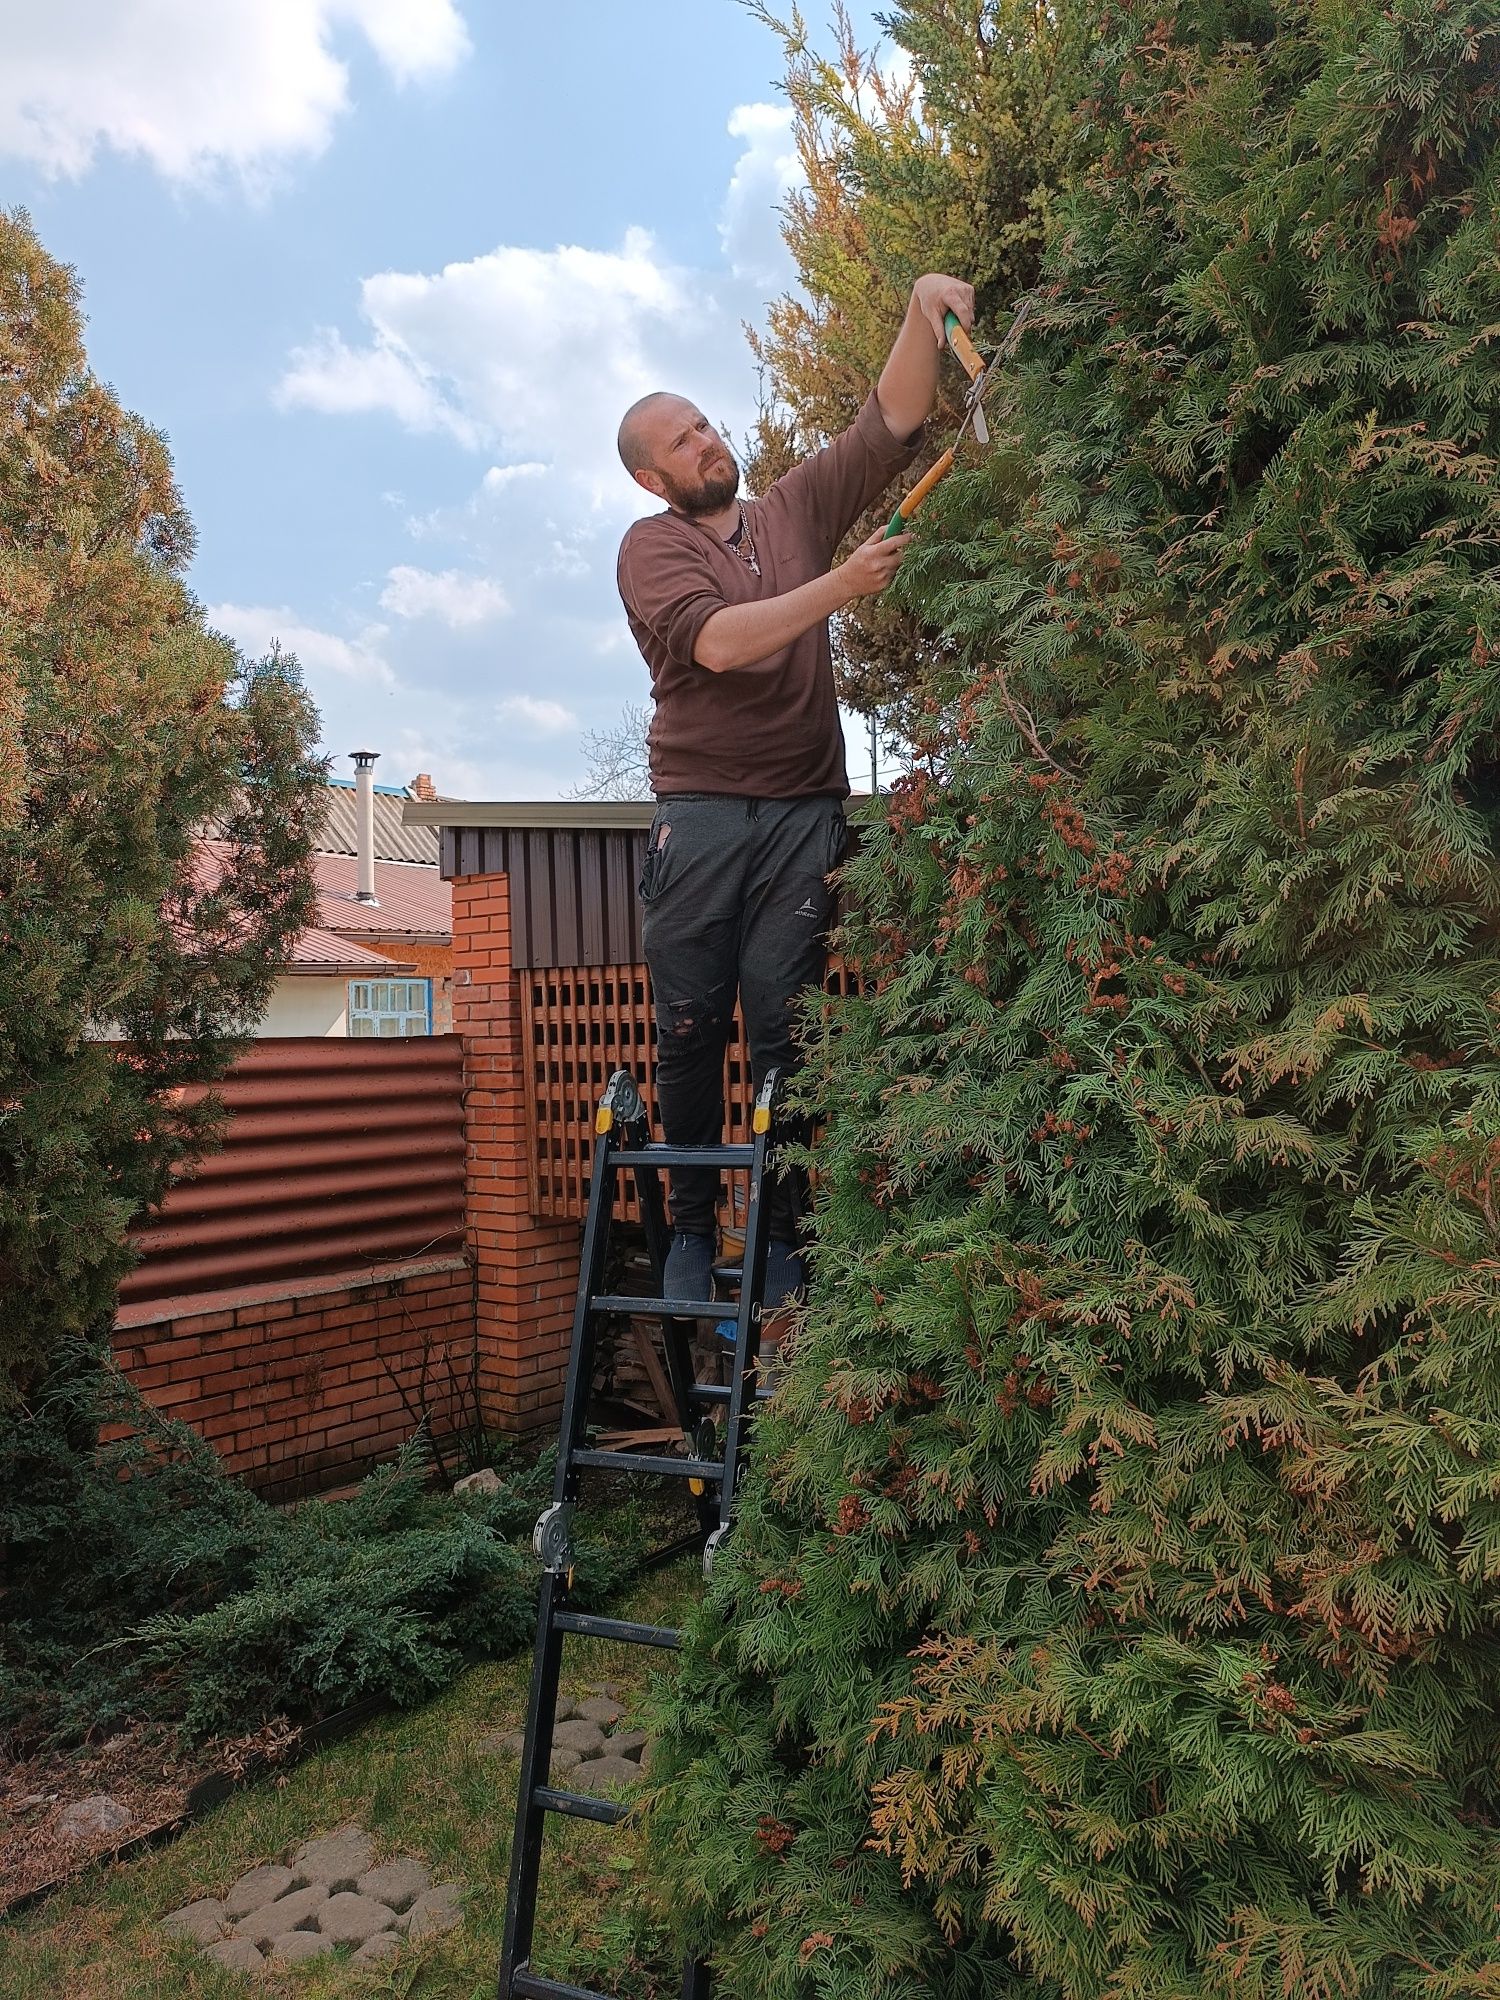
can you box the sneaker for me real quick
[764,1238,806,1308]
[663,1229,714,1304]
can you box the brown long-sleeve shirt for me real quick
[616,393,922,798]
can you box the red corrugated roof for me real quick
[311,852,451,941]
[285,925,417,975]
[190,840,449,966]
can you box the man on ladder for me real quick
[615,272,975,1308]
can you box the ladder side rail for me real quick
[499,1119,620,1995]
[715,1071,779,1532]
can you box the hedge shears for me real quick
[884,296,1033,538]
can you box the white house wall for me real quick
[259,977,349,1038]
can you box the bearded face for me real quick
[657,441,740,516]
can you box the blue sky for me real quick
[4,0,896,799]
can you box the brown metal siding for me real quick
[443,824,650,968]
[120,1036,465,1309]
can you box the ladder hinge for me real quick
[533,1501,575,1573]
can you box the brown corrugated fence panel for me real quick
[120,1036,466,1309]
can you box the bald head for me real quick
[617,392,691,476]
[617,392,741,518]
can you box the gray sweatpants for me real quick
[638,792,846,1242]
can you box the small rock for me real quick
[223,1864,296,1919]
[269,1929,333,1962]
[316,1891,396,1945]
[357,1856,430,1913]
[290,1825,375,1891]
[639,1739,656,1776]
[453,1467,502,1496]
[161,1897,229,1943]
[577,1697,625,1727]
[554,1696,579,1722]
[57,1794,132,1842]
[609,1730,649,1760]
[550,1747,582,1776]
[571,1755,644,1795]
[585,1680,629,1701]
[552,1719,606,1758]
[405,1881,464,1941]
[234,1883,329,1943]
[353,1931,402,1964]
[205,1937,266,1974]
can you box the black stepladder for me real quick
[497,1064,785,2000]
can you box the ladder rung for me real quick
[610,1144,755,1168]
[590,1294,734,1320]
[571,1448,724,1480]
[552,1611,681,1649]
[534,1785,628,1826]
[513,1970,615,2000]
[690,1381,776,1403]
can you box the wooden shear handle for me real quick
[884,447,955,538]
[944,309,985,382]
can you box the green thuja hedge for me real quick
[0,1355,637,1748]
[646,2,1500,1994]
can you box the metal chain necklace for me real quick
[730,504,761,578]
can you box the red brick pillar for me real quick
[453,873,580,1429]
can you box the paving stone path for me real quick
[161,1826,463,1976]
[476,1680,655,1794]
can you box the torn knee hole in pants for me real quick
[663,996,720,1050]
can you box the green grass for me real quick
[0,1564,700,2000]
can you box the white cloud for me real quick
[0,0,469,185]
[276,328,474,440]
[481,461,548,492]
[209,602,397,691]
[497,694,577,736]
[379,564,509,626]
[719,103,800,291]
[275,225,731,510]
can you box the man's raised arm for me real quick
[875,273,976,444]
[693,527,911,673]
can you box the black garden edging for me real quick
[1,1693,389,1923]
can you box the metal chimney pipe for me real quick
[351,749,380,904]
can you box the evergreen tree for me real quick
[0,211,323,1396]
[647,3,1500,1994]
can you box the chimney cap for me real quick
[350,748,380,770]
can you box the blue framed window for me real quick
[348,977,432,1037]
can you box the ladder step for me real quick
[571,1448,725,1480]
[590,1294,734,1320]
[552,1611,681,1649]
[691,1381,776,1404]
[610,1144,755,1168]
[534,1785,629,1827]
[513,1970,616,2000]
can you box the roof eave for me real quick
[402,799,658,830]
[278,959,419,978]
[401,795,874,832]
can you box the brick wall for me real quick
[113,1254,474,1501]
[453,872,581,1429]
